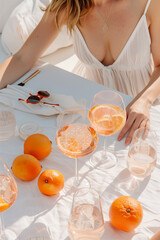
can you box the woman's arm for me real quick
[0,10,61,89]
[118,0,160,145]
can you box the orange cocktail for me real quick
[56,110,98,187]
[56,123,98,159]
[0,175,17,212]
[0,157,18,239]
[88,104,125,136]
[88,90,126,169]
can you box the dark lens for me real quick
[28,95,40,103]
[38,91,50,97]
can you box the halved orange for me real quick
[91,104,117,121]
[112,114,125,131]
[0,196,9,212]
[89,104,125,134]
[95,117,113,130]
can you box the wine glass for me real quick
[56,109,98,188]
[17,225,53,240]
[88,90,126,169]
[132,233,149,240]
[120,127,157,193]
[0,157,18,239]
[68,187,104,240]
[0,110,16,141]
[19,238,52,240]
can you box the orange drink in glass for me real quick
[68,188,104,240]
[0,158,18,239]
[56,109,98,188]
[88,91,126,169]
[89,104,125,136]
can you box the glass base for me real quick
[62,176,90,194]
[0,215,7,240]
[89,150,117,169]
[118,177,139,194]
[132,233,149,240]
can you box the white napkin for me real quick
[0,85,84,116]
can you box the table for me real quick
[0,63,160,240]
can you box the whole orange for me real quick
[12,154,42,181]
[38,169,64,196]
[109,196,143,232]
[24,133,52,160]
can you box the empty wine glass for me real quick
[88,90,126,169]
[133,233,149,240]
[56,109,98,188]
[0,157,18,239]
[120,127,157,193]
[17,224,53,240]
[20,238,52,240]
[68,188,104,240]
[0,110,16,141]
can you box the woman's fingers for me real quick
[118,112,135,141]
[117,96,151,145]
[118,113,149,145]
[124,117,146,145]
[140,119,150,139]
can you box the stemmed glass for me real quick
[123,127,157,193]
[68,188,104,240]
[0,110,16,141]
[132,233,149,240]
[56,109,98,188]
[17,225,53,240]
[0,157,18,240]
[88,90,126,169]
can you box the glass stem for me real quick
[130,176,139,191]
[74,158,79,187]
[0,213,6,240]
[103,136,108,157]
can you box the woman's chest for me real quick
[78,0,149,66]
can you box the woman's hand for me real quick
[117,98,151,145]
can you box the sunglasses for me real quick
[18,91,59,106]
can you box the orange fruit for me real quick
[109,196,143,232]
[38,169,64,196]
[0,196,9,212]
[24,133,52,160]
[12,154,42,181]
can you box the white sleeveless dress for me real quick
[72,0,153,98]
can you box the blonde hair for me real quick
[46,0,93,33]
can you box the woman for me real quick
[0,0,160,145]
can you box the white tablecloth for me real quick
[0,64,160,240]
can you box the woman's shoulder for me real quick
[146,0,160,24]
[42,8,68,29]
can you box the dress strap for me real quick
[144,0,152,15]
